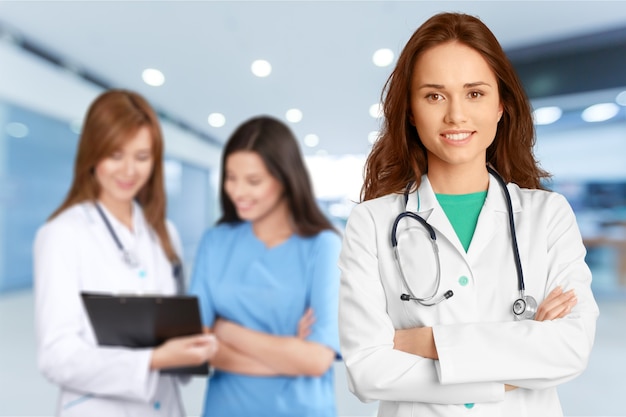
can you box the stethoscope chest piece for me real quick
[513,294,537,321]
[122,250,140,269]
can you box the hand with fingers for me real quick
[150,333,218,371]
[535,286,577,322]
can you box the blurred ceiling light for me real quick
[581,103,620,123]
[368,130,380,144]
[369,103,383,119]
[372,48,394,67]
[616,90,626,106]
[286,108,303,123]
[304,134,319,147]
[251,59,272,77]
[142,68,165,86]
[207,113,226,127]
[5,122,29,138]
[532,106,562,125]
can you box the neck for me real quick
[252,200,295,247]
[427,162,489,194]
[98,197,134,230]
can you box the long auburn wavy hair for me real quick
[362,12,549,201]
[50,89,179,263]
[218,115,335,236]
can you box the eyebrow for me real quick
[416,81,493,90]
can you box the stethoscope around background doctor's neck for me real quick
[391,166,537,320]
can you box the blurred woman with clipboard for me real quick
[33,89,218,417]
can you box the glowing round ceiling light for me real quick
[616,90,626,106]
[369,103,383,119]
[286,108,303,123]
[304,134,319,147]
[207,113,226,127]
[372,48,394,67]
[142,68,165,86]
[5,122,28,138]
[581,103,620,123]
[532,106,562,125]
[368,130,380,144]
[251,59,272,77]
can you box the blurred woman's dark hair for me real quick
[218,115,335,236]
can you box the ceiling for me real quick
[1,1,626,156]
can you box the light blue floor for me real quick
[0,289,624,417]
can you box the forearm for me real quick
[216,321,334,376]
[211,341,277,376]
[433,314,597,388]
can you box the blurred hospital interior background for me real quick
[1,1,625,416]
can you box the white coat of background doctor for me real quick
[33,90,217,417]
[338,12,599,417]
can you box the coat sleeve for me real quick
[34,219,159,401]
[433,193,599,389]
[338,203,504,404]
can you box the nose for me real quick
[444,97,467,125]
[122,157,137,176]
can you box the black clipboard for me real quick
[81,292,209,375]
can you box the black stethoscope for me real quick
[391,166,537,320]
[94,202,184,294]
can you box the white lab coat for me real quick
[33,202,186,417]
[338,174,599,417]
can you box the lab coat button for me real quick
[153,401,161,410]
[464,403,475,409]
[458,276,469,286]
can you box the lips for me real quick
[235,202,253,212]
[116,180,137,190]
[443,132,472,141]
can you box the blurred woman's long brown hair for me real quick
[218,115,335,236]
[50,89,179,263]
[362,12,549,201]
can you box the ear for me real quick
[497,104,504,122]
[408,111,415,126]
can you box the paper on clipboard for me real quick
[80,292,209,375]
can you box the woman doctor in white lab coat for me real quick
[338,12,599,417]
[33,89,218,417]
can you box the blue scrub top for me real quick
[189,221,341,417]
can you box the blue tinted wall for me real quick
[0,99,214,292]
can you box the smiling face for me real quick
[95,125,154,210]
[409,41,503,175]
[224,150,287,224]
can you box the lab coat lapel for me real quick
[413,176,467,256]
[467,173,518,258]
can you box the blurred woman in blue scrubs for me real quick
[189,115,341,417]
